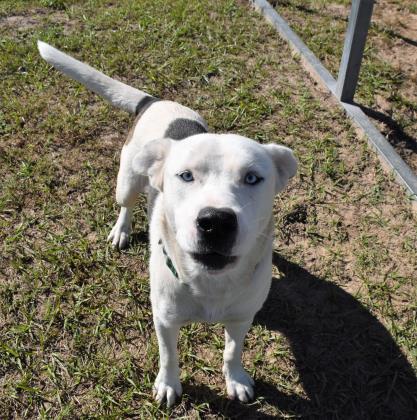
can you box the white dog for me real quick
[38,41,297,407]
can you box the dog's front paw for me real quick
[153,369,182,407]
[223,365,254,402]
[107,220,132,249]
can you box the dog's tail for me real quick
[37,41,156,115]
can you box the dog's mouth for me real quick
[191,252,237,271]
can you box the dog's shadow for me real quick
[183,252,417,419]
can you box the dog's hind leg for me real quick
[108,145,148,249]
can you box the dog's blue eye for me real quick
[178,170,194,182]
[244,172,263,185]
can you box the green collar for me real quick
[158,239,179,279]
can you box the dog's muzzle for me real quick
[192,207,238,270]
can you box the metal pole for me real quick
[253,0,417,206]
[336,0,375,103]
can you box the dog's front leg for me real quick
[107,206,133,249]
[153,317,182,407]
[222,319,255,402]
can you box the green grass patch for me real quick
[1,0,416,417]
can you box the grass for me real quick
[1,0,417,418]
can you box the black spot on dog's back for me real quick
[165,118,207,140]
[135,96,160,117]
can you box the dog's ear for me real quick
[132,138,171,191]
[263,144,298,193]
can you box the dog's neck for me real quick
[155,196,273,296]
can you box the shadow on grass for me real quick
[398,35,417,47]
[183,253,417,418]
[359,104,417,156]
[258,253,417,419]
[129,230,149,246]
[182,380,308,419]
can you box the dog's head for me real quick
[133,134,297,273]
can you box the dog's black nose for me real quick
[197,207,237,235]
[196,207,237,253]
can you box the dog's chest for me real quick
[178,281,254,324]
[195,298,228,323]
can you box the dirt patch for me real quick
[373,3,417,41]
[1,14,41,30]
[0,9,77,35]
[326,3,349,18]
